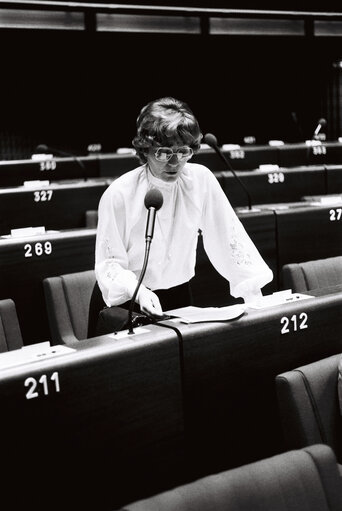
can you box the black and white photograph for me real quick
[0,1,341,509]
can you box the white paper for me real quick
[165,304,246,323]
[247,290,312,309]
[0,342,75,370]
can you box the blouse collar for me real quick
[145,164,180,190]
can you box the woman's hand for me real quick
[137,287,164,319]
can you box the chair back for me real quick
[43,269,104,344]
[276,353,342,460]
[122,445,342,511]
[0,299,23,352]
[282,255,342,292]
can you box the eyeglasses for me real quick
[154,146,193,162]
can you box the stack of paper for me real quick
[165,304,246,324]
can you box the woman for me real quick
[95,97,273,319]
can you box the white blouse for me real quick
[95,162,273,307]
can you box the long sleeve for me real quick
[200,170,273,301]
[95,182,140,307]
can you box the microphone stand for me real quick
[211,143,253,211]
[57,150,87,182]
[35,145,87,181]
[127,237,152,334]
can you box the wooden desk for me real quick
[0,178,109,234]
[160,288,342,480]
[0,228,96,344]
[0,326,184,510]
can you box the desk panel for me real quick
[0,229,96,344]
[0,327,184,509]
[221,165,326,208]
[162,290,342,480]
[326,164,342,194]
[277,143,326,167]
[98,152,140,177]
[275,204,342,286]
[0,179,109,234]
[325,142,342,164]
[0,156,100,186]
[192,145,279,171]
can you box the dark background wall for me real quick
[0,3,341,159]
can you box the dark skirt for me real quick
[88,281,192,337]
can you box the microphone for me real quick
[144,188,164,242]
[312,118,327,139]
[203,133,253,210]
[127,189,164,334]
[34,144,87,180]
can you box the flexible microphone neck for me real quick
[312,118,327,139]
[35,144,87,181]
[204,133,253,210]
[127,189,163,334]
[127,240,152,334]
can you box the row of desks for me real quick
[0,287,341,509]
[0,141,342,186]
[0,200,341,345]
[0,165,341,235]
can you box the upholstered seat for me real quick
[0,299,24,352]
[122,444,342,511]
[43,269,104,345]
[276,354,342,468]
[282,255,342,292]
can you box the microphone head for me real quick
[144,189,163,211]
[35,144,50,153]
[318,118,327,127]
[203,133,218,148]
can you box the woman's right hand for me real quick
[137,286,164,319]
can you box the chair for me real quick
[43,269,104,345]
[85,209,98,228]
[276,354,342,468]
[282,255,342,292]
[121,444,342,511]
[0,299,24,352]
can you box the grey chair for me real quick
[122,444,342,511]
[0,299,24,352]
[43,269,104,345]
[276,353,342,469]
[85,209,98,228]
[282,255,342,292]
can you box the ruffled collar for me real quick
[145,164,180,191]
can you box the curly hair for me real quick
[132,97,203,164]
